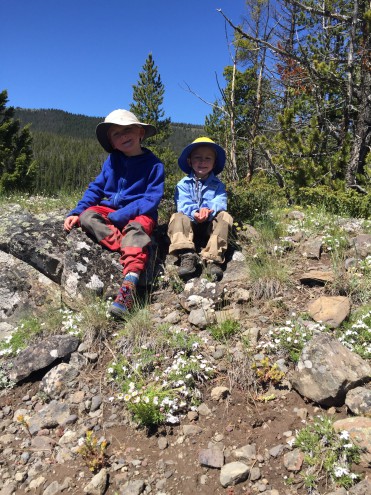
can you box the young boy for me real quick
[167,137,233,281]
[64,109,165,318]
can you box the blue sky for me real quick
[2,0,247,125]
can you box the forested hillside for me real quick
[14,108,203,153]
[14,108,203,194]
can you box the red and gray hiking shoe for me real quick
[109,281,136,318]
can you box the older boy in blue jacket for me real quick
[64,109,165,317]
[168,137,233,281]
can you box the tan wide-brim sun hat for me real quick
[96,109,157,152]
[178,137,226,175]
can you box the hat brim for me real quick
[96,122,157,153]
[178,141,226,175]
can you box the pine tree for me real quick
[130,53,171,148]
[0,90,37,192]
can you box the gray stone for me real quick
[348,478,371,495]
[250,466,261,481]
[158,437,168,450]
[269,444,284,457]
[0,483,18,495]
[287,210,305,220]
[9,335,80,383]
[42,478,72,495]
[199,447,224,468]
[197,403,212,416]
[83,468,108,495]
[233,444,256,462]
[40,363,80,397]
[283,448,304,472]
[291,334,371,406]
[351,234,371,257]
[211,386,230,401]
[220,461,249,487]
[28,400,71,435]
[182,424,202,436]
[90,395,103,412]
[119,479,145,495]
[345,386,371,416]
[301,237,323,259]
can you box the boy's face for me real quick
[188,145,216,179]
[108,124,145,156]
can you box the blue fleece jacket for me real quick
[175,171,227,221]
[68,148,165,230]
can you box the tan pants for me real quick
[168,211,233,264]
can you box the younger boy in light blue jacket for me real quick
[167,137,233,281]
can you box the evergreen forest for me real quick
[13,108,203,195]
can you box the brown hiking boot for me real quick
[207,262,223,281]
[178,252,198,277]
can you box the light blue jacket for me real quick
[175,171,227,221]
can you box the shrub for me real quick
[299,186,371,218]
[226,174,287,224]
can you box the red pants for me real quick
[78,205,156,276]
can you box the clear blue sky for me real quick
[2,0,247,125]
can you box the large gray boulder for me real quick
[291,334,371,406]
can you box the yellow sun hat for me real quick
[178,137,226,175]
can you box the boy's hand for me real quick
[64,215,79,232]
[194,208,214,223]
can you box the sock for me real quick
[123,272,139,286]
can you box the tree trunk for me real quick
[346,2,371,188]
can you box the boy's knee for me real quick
[216,211,233,226]
[122,221,151,248]
[79,210,112,241]
[79,209,97,229]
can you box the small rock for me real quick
[220,461,249,488]
[158,437,168,450]
[182,425,202,436]
[120,479,145,495]
[83,468,108,495]
[198,403,212,416]
[211,386,230,401]
[199,447,224,468]
[283,448,304,472]
[233,443,256,462]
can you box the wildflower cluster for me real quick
[357,255,371,274]
[107,331,215,427]
[322,232,348,252]
[293,415,360,490]
[0,318,43,357]
[60,308,83,336]
[337,309,371,359]
[0,363,15,390]
[257,317,325,362]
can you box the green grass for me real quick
[0,191,83,214]
[0,317,43,357]
[209,319,240,342]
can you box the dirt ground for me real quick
[1,243,370,494]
